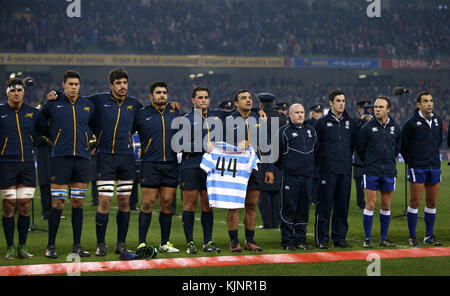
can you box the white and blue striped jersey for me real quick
[200,142,259,209]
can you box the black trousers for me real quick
[314,174,352,245]
[280,175,311,247]
[258,190,281,229]
[354,176,365,209]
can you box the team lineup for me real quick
[0,67,445,260]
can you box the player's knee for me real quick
[425,200,437,209]
[1,189,17,216]
[18,203,31,216]
[2,199,16,217]
[245,201,257,212]
[141,199,155,212]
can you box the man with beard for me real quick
[134,81,181,253]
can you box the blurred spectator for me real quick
[0,0,448,58]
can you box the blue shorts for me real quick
[408,168,441,184]
[362,175,396,192]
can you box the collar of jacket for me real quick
[327,109,350,122]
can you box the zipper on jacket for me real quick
[54,129,62,147]
[1,137,7,155]
[15,112,24,162]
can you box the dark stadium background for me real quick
[1,0,449,145]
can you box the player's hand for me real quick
[258,109,267,120]
[238,140,249,150]
[360,114,372,121]
[170,102,180,111]
[264,172,274,184]
[206,141,215,152]
[47,91,58,101]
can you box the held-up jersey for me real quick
[200,142,259,209]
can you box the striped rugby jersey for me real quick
[200,142,259,209]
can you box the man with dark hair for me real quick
[134,81,181,253]
[46,67,143,256]
[256,93,283,230]
[38,70,95,258]
[179,85,222,254]
[277,103,318,250]
[353,100,372,210]
[0,78,39,259]
[314,90,357,249]
[89,68,143,256]
[357,96,400,248]
[224,89,274,252]
[401,91,443,246]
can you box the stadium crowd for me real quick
[1,0,449,58]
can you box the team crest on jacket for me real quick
[434,119,438,126]
[292,132,298,137]
[345,120,350,129]
[25,113,34,118]
[307,129,312,137]
[416,121,422,126]
[83,107,91,112]
[127,105,133,110]
[390,126,395,134]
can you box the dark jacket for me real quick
[400,108,442,169]
[38,94,94,159]
[224,109,273,172]
[134,103,180,162]
[314,110,357,175]
[180,108,231,169]
[276,122,318,178]
[86,92,143,155]
[260,106,285,190]
[0,102,39,162]
[357,117,401,177]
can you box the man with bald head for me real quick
[276,104,318,250]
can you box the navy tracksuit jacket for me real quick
[38,94,95,160]
[277,122,318,246]
[357,117,401,177]
[400,109,442,169]
[0,102,39,163]
[134,103,180,163]
[313,110,357,245]
[86,92,143,156]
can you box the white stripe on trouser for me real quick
[362,174,366,189]
[410,169,416,182]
